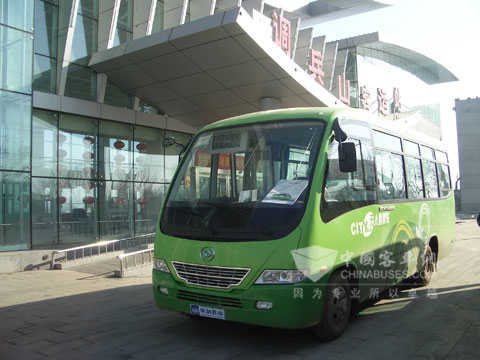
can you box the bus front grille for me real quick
[172,261,250,289]
[177,290,243,308]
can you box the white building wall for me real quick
[455,97,480,213]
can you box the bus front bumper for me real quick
[152,270,325,329]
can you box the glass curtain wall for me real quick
[64,0,98,101]
[113,0,133,46]
[33,0,58,93]
[0,0,34,251]
[29,109,190,247]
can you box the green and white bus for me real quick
[152,107,454,339]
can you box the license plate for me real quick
[190,304,226,320]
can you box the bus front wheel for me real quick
[312,271,351,340]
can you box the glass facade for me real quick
[0,0,34,251]
[33,0,57,93]
[113,0,132,46]
[355,48,441,124]
[29,109,191,248]
[64,0,98,100]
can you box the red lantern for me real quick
[83,196,94,205]
[59,133,67,143]
[114,154,125,163]
[83,136,95,145]
[114,140,125,150]
[136,143,147,152]
[58,196,67,205]
[58,149,67,158]
[137,198,148,205]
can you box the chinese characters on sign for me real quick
[309,49,325,85]
[360,86,402,117]
[377,88,389,116]
[272,11,291,57]
[360,85,371,111]
[338,73,351,105]
[393,87,401,116]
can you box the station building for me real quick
[0,0,457,252]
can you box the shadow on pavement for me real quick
[1,280,480,360]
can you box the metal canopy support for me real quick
[146,0,157,35]
[322,41,338,92]
[294,27,313,70]
[330,48,349,95]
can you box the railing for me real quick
[116,248,154,277]
[50,232,155,270]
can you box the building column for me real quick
[259,97,282,110]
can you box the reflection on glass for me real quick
[78,0,98,19]
[70,12,97,65]
[104,81,132,108]
[376,150,406,200]
[151,0,164,33]
[0,90,31,171]
[32,109,57,177]
[59,178,98,244]
[33,54,57,93]
[64,63,97,101]
[59,114,96,179]
[32,177,58,246]
[0,0,34,32]
[438,164,451,196]
[135,183,164,235]
[0,171,30,251]
[34,0,58,58]
[405,157,424,199]
[0,25,33,94]
[113,27,132,47]
[99,181,134,239]
[422,160,439,198]
[99,121,133,181]
[134,127,164,182]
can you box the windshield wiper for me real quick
[204,201,272,236]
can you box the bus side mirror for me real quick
[338,142,357,173]
[163,137,176,147]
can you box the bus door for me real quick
[321,121,385,301]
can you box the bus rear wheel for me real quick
[312,271,351,340]
[417,245,435,285]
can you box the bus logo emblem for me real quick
[200,246,216,262]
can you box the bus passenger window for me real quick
[405,156,424,199]
[423,160,439,198]
[438,164,451,197]
[376,150,406,200]
[321,137,376,222]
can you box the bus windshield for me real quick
[161,120,326,241]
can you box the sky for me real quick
[309,0,480,184]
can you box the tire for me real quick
[312,271,351,340]
[417,244,435,285]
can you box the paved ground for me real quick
[1,220,479,360]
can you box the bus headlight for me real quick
[153,258,170,273]
[255,269,308,284]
